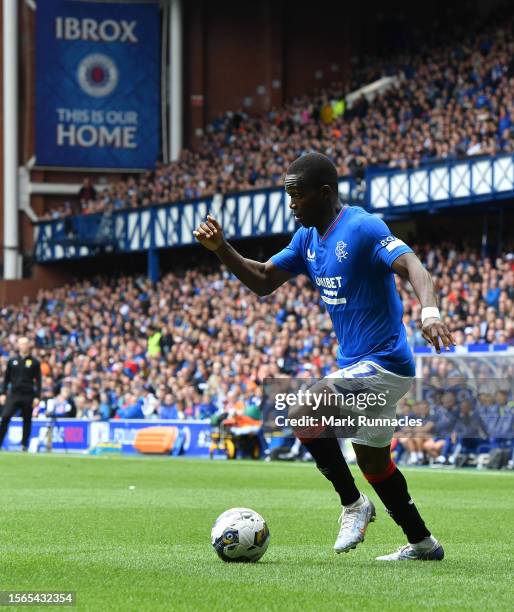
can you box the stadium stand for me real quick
[1,243,512,465]
[40,14,514,219]
[4,4,513,467]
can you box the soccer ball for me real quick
[211,507,270,562]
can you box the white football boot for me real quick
[376,536,444,561]
[333,493,376,553]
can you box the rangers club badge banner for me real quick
[36,0,160,169]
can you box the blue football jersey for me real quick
[271,206,415,376]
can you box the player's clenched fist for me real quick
[193,214,225,251]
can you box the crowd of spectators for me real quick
[394,385,513,469]
[399,243,514,346]
[0,244,512,432]
[42,15,514,220]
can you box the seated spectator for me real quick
[141,385,159,418]
[197,393,218,420]
[84,396,102,420]
[449,400,488,461]
[159,393,181,420]
[99,391,112,421]
[116,393,144,419]
[423,392,459,464]
[45,390,75,418]
[397,400,434,465]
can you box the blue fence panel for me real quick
[33,155,514,263]
[368,153,514,211]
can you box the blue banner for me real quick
[36,0,160,169]
[107,420,212,456]
[3,418,212,457]
[4,418,90,452]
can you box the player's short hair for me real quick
[286,152,338,191]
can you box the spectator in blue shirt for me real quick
[477,389,497,427]
[495,390,513,415]
[423,392,459,464]
[99,391,112,421]
[452,400,487,454]
[159,393,180,420]
[116,393,144,419]
[485,279,501,308]
[197,393,218,420]
[486,390,514,447]
[433,392,460,437]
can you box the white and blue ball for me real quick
[211,507,270,562]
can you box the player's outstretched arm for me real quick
[392,252,456,353]
[193,215,292,296]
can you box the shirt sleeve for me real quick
[362,214,413,270]
[270,229,308,276]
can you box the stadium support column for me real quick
[169,0,183,161]
[3,0,19,279]
[147,249,160,285]
[148,207,159,283]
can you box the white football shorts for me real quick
[324,360,414,448]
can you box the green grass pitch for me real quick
[0,454,512,611]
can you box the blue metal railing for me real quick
[34,153,514,262]
[366,153,514,211]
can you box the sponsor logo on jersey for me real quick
[380,235,406,252]
[307,248,316,261]
[335,241,348,262]
[315,276,342,288]
[320,295,347,305]
[315,276,346,305]
[380,235,396,247]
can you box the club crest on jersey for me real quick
[335,241,348,262]
[307,248,316,261]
